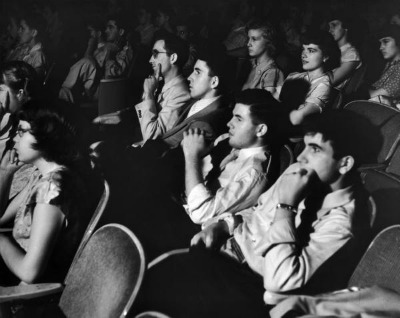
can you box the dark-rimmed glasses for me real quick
[151,50,168,58]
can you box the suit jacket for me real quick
[135,75,190,141]
[161,96,231,148]
[139,95,231,161]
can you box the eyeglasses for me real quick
[15,127,31,137]
[151,49,168,58]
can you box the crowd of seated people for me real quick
[0,0,400,317]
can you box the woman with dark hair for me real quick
[279,30,340,125]
[242,20,284,99]
[369,24,400,107]
[327,12,362,89]
[0,100,90,286]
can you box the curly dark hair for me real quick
[0,61,40,98]
[17,99,86,168]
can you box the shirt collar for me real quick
[339,43,351,52]
[236,145,270,161]
[298,185,354,216]
[251,58,275,71]
[162,74,186,93]
[30,42,42,53]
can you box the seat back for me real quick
[98,78,129,116]
[60,224,145,318]
[344,100,400,163]
[348,225,400,294]
[330,87,343,109]
[279,144,294,175]
[343,64,367,97]
[361,169,400,235]
[385,141,400,177]
[64,180,110,281]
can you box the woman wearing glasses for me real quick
[0,100,90,288]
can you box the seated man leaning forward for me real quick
[182,89,289,225]
[136,110,373,318]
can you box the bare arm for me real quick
[331,61,360,86]
[0,203,65,283]
[289,103,321,125]
[369,87,390,99]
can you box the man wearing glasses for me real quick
[135,33,191,141]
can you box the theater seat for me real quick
[344,100,400,164]
[0,224,146,318]
[348,224,400,293]
[361,169,400,235]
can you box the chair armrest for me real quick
[0,228,12,233]
[0,283,63,303]
[358,163,387,171]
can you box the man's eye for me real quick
[311,146,319,153]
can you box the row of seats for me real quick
[1,99,400,317]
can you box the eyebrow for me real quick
[194,67,202,73]
[307,142,323,150]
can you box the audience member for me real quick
[6,13,47,79]
[136,110,374,318]
[155,5,175,35]
[175,18,199,77]
[59,15,133,104]
[135,6,156,47]
[0,61,40,159]
[0,100,91,287]
[242,20,284,99]
[279,30,340,125]
[327,12,362,89]
[182,89,289,225]
[223,0,258,57]
[94,33,190,141]
[135,34,190,141]
[369,24,400,108]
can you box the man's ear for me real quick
[256,123,268,138]
[119,28,125,36]
[32,29,38,38]
[338,155,354,175]
[170,53,178,65]
[210,76,219,89]
[323,56,329,63]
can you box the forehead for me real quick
[233,103,252,118]
[194,59,211,73]
[302,43,322,51]
[248,29,264,37]
[106,20,118,28]
[153,40,166,50]
[379,36,395,43]
[328,19,342,26]
[304,132,333,149]
[20,20,29,28]
[176,25,188,31]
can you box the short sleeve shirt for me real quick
[372,60,400,100]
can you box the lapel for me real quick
[162,98,223,139]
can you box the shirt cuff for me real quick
[187,183,211,212]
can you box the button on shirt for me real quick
[186,145,271,225]
[208,163,362,305]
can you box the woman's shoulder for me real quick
[34,168,81,206]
